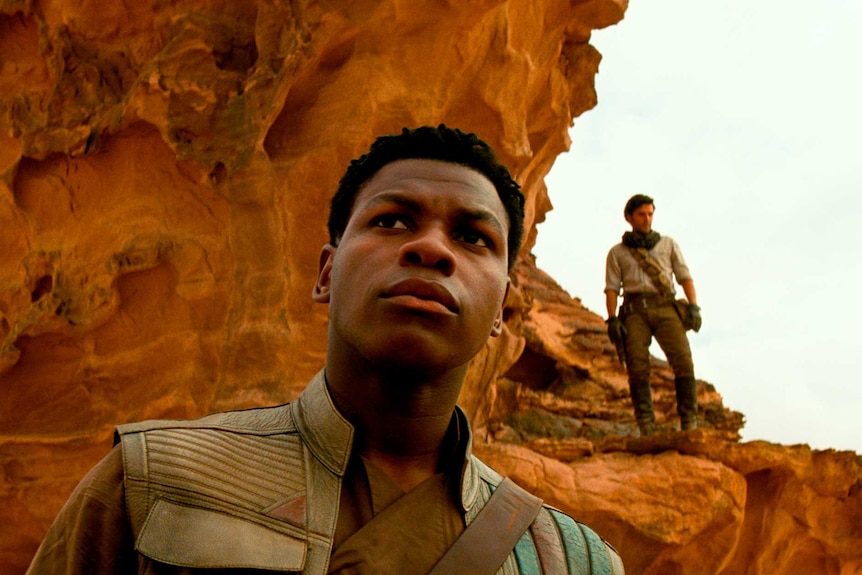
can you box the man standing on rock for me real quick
[605,194,702,437]
[27,126,624,574]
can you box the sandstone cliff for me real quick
[1,1,859,574]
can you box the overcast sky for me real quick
[534,0,861,453]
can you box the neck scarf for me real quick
[622,230,661,250]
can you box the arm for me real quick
[679,279,697,305]
[605,289,619,319]
[26,447,137,575]
[604,248,623,318]
[669,239,695,302]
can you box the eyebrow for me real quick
[364,192,507,237]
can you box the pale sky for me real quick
[534,0,862,453]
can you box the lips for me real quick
[381,278,459,314]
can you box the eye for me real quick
[456,229,490,248]
[373,214,409,230]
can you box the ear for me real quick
[489,281,510,338]
[312,244,336,303]
[624,213,633,225]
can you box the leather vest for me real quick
[117,370,623,574]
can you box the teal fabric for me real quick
[550,508,612,575]
[551,509,589,575]
[577,520,611,575]
[513,530,542,575]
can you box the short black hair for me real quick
[328,125,525,269]
[624,194,654,217]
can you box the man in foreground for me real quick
[605,194,702,436]
[28,125,624,574]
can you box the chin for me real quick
[376,348,456,373]
[369,339,473,378]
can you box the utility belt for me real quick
[621,292,675,315]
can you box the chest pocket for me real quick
[137,499,307,572]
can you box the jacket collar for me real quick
[292,369,483,512]
[291,370,355,477]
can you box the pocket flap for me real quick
[137,499,306,571]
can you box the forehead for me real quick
[353,158,508,222]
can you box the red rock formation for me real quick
[478,258,861,575]
[1,1,859,574]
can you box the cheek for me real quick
[471,274,507,318]
[328,259,368,311]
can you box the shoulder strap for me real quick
[628,246,673,298]
[428,478,543,575]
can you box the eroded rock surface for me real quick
[1,1,859,574]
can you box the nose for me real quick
[398,226,455,273]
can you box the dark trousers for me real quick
[622,296,697,428]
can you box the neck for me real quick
[325,360,465,491]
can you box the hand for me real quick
[606,316,626,345]
[687,304,702,332]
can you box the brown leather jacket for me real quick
[28,370,624,574]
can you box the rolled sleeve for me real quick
[669,238,693,284]
[605,249,622,294]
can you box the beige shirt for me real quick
[605,236,692,296]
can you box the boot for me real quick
[639,421,659,437]
[629,380,657,436]
[675,376,698,430]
